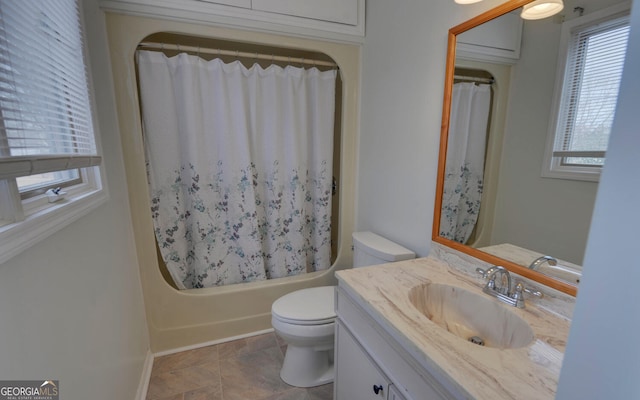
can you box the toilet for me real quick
[271,231,415,387]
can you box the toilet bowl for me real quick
[271,231,415,388]
[272,286,336,387]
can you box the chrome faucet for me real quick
[482,265,512,295]
[476,266,542,308]
[528,255,558,270]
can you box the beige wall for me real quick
[0,1,150,399]
[105,13,361,352]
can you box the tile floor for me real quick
[146,332,334,400]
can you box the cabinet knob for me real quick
[373,384,384,395]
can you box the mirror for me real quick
[434,0,625,296]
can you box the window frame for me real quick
[0,0,107,264]
[542,2,631,182]
[18,169,83,200]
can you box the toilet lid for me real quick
[272,286,336,325]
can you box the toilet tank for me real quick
[352,231,415,268]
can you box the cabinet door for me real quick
[388,384,407,400]
[456,9,523,63]
[335,322,390,400]
[197,0,251,7]
[252,0,359,25]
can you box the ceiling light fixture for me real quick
[521,0,564,20]
[455,0,483,4]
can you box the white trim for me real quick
[0,156,102,180]
[552,150,606,158]
[138,329,276,398]
[542,1,631,182]
[0,179,22,222]
[21,167,101,215]
[153,328,275,357]
[135,350,155,400]
[98,0,365,43]
[0,187,108,264]
[541,164,601,182]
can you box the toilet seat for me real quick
[271,286,336,326]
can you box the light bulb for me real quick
[521,0,564,20]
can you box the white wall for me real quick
[357,0,506,256]
[491,0,616,265]
[0,1,150,399]
[557,0,640,396]
[360,2,639,395]
[358,0,616,264]
[491,11,594,264]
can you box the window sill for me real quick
[541,167,601,183]
[0,188,108,264]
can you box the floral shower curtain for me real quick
[137,50,336,289]
[440,82,491,244]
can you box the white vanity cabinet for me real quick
[334,286,456,400]
[335,321,409,400]
[335,322,396,399]
[99,0,365,41]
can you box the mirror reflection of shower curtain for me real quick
[440,82,491,244]
[137,50,336,289]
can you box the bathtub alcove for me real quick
[449,63,512,249]
[105,12,361,352]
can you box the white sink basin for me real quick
[408,283,535,349]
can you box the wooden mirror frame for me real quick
[433,0,578,297]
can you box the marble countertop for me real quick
[478,243,581,285]
[335,256,571,400]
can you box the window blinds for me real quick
[0,0,101,180]
[554,14,630,163]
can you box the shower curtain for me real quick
[440,82,491,244]
[137,50,337,289]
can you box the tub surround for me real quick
[335,247,574,399]
[105,12,361,352]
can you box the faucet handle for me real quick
[520,283,542,298]
[513,282,543,308]
[476,268,497,290]
[476,267,488,279]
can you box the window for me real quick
[0,0,106,263]
[543,4,630,181]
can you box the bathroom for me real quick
[0,0,638,399]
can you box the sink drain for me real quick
[468,336,485,346]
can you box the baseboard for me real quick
[135,350,155,400]
[154,328,275,357]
